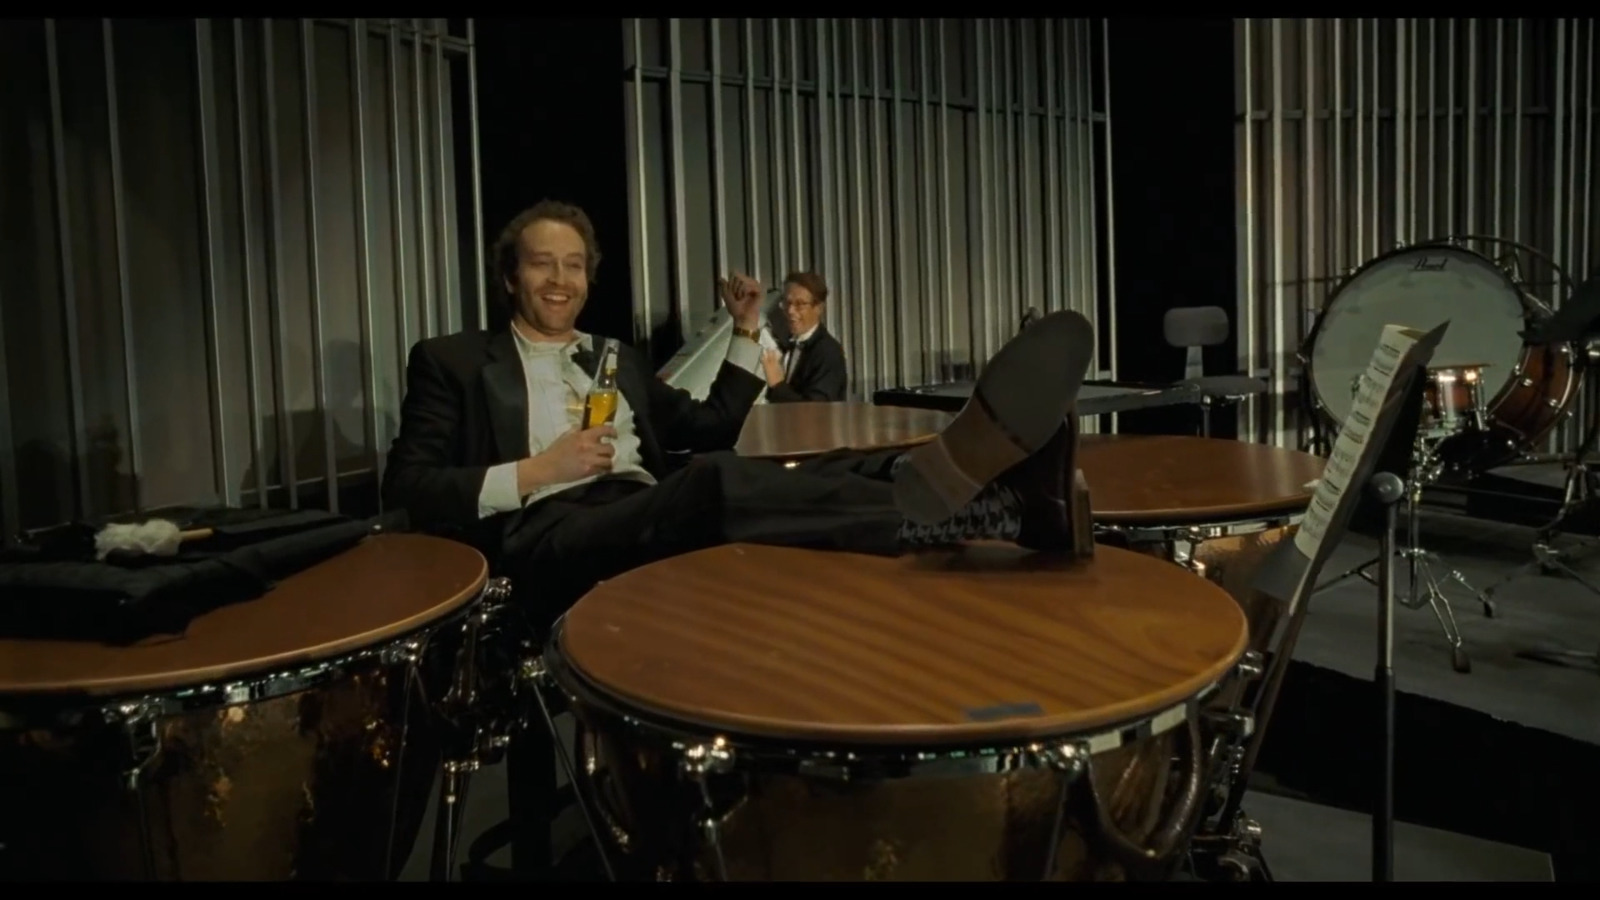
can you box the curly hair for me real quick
[490,200,603,313]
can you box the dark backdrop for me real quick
[465,17,634,344]
[1105,16,1239,437]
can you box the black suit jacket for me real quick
[765,323,848,403]
[381,328,765,541]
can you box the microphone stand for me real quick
[1368,470,1406,883]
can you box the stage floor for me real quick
[400,511,1598,882]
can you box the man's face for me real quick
[506,218,589,339]
[782,283,823,336]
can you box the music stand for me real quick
[1198,323,1448,883]
[1491,271,1600,671]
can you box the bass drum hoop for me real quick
[542,618,1215,781]
[1300,240,1575,460]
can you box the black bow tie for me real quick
[780,337,808,353]
[570,347,597,374]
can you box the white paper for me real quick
[1294,323,1420,560]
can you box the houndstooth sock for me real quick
[896,482,1024,546]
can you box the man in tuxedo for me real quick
[758,271,848,402]
[382,200,1096,616]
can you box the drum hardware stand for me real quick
[430,577,522,883]
[107,700,164,882]
[1187,655,1274,884]
[681,739,737,882]
[1311,435,1474,674]
[521,656,619,882]
[1370,471,1405,883]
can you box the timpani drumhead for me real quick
[0,533,488,698]
[558,543,1248,747]
[1078,434,1325,526]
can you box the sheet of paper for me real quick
[1294,323,1420,560]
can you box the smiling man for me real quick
[759,271,848,403]
[383,199,1099,615]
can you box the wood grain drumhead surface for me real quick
[1079,434,1326,524]
[0,533,487,697]
[560,542,1248,746]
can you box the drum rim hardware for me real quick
[1097,514,1302,576]
[528,625,1264,882]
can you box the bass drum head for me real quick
[1309,245,1529,428]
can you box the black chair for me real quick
[1163,306,1269,437]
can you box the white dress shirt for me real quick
[476,327,764,518]
[782,323,819,379]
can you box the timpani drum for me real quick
[536,542,1250,882]
[0,533,500,881]
[1078,435,1325,668]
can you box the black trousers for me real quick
[499,448,904,617]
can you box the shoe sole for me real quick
[893,311,1096,525]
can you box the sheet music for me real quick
[1294,324,1421,560]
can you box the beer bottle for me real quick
[582,338,621,429]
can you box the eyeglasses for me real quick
[780,299,817,310]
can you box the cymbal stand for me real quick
[1312,433,1476,674]
[1476,363,1600,616]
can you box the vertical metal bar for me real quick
[1001,21,1017,339]
[1395,19,1409,245]
[1512,19,1524,247]
[870,19,890,389]
[1270,19,1286,446]
[301,18,338,514]
[1334,20,1345,272]
[1465,19,1478,237]
[831,20,851,389]
[264,20,298,509]
[1446,19,1456,234]
[1563,20,1580,293]
[1242,19,1259,439]
[789,19,805,268]
[918,18,937,376]
[973,20,991,365]
[1018,19,1035,328]
[890,19,908,385]
[1098,19,1117,386]
[412,19,435,339]
[937,18,955,371]
[1303,18,1318,387]
[226,19,265,508]
[44,20,91,518]
[666,20,691,335]
[432,23,451,334]
[1426,18,1435,240]
[351,18,382,491]
[1065,20,1083,329]
[995,22,1010,342]
[103,20,145,512]
[195,20,233,506]
[1582,21,1596,287]
[625,20,652,343]
[1550,16,1568,286]
[709,19,729,280]
[1043,21,1061,314]
[467,19,486,329]
[743,19,760,282]
[1408,19,1419,243]
[1354,20,1366,262]
[1368,18,1380,259]
[1492,19,1505,241]
[387,19,413,408]
[815,19,832,291]
[850,19,868,382]
[769,18,787,276]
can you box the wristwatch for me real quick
[731,326,761,342]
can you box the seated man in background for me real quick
[758,271,848,403]
[382,199,1095,617]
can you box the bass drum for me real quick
[1303,243,1581,475]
